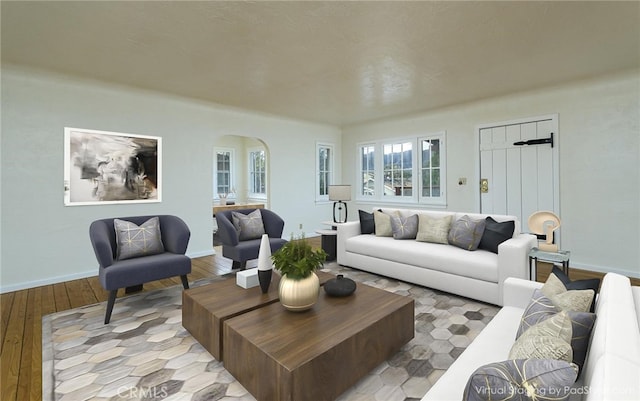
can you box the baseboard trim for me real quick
[1,269,96,294]
[1,249,218,294]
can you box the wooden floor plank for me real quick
[52,282,71,312]
[1,292,15,353]
[0,290,27,401]
[65,279,98,310]
[16,288,37,401]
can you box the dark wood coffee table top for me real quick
[182,270,334,360]
[223,282,415,401]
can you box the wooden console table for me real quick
[212,203,264,215]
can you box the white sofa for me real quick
[336,208,537,305]
[422,273,640,401]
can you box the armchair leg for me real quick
[180,275,189,289]
[105,290,118,324]
[125,284,143,294]
[232,261,247,270]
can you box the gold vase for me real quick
[278,272,320,312]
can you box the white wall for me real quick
[342,70,640,278]
[0,66,340,292]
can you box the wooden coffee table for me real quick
[222,283,414,401]
[182,270,333,361]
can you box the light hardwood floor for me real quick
[1,237,637,401]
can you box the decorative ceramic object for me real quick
[324,274,356,297]
[278,272,320,312]
[257,234,273,293]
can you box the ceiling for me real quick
[2,1,639,126]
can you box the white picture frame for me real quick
[64,127,162,206]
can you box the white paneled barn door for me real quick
[479,115,559,236]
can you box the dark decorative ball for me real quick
[324,274,356,297]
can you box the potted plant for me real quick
[271,234,327,311]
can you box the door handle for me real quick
[480,179,489,193]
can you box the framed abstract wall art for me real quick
[64,127,162,206]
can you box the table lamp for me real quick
[329,185,351,223]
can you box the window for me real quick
[248,148,266,198]
[357,132,446,205]
[383,141,413,198]
[213,148,234,199]
[316,143,334,201]
[360,144,375,197]
[420,137,442,199]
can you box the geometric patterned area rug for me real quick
[43,263,499,401]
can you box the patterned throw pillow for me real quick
[447,215,486,251]
[541,274,594,313]
[374,210,397,237]
[416,214,453,244]
[232,210,266,241]
[548,266,600,312]
[463,359,579,401]
[390,214,418,240]
[516,289,596,373]
[478,217,515,254]
[114,217,164,261]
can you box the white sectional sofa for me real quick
[422,273,640,401]
[336,208,537,305]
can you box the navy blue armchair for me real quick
[89,215,191,324]
[215,208,287,269]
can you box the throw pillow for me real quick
[390,214,418,240]
[541,274,594,313]
[416,214,452,244]
[359,210,375,234]
[478,217,515,254]
[509,332,573,363]
[516,289,596,373]
[549,266,600,312]
[374,210,397,237]
[447,215,486,251]
[114,217,164,261]
[463,359,579,401]
[231,209,266,241]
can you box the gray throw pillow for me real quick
[114,217,164,260]
[542,274,595,313]
[448,215,486,251]
[463,359,578,401]
[390,214,418,240]
[416,214,452,244]
[232,209,266,241]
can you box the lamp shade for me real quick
[328,185,351,201]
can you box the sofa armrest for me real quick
[496,233,537,304]
[336,221,361,264]
[503,277,543,308]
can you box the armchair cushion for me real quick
[114,217,164,260]
[232,209,266,241]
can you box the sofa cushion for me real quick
[542,274,594,313]
[345,235,499,282]
[114,216,165,260]
[509,311,574,362]
[549,266,600,312]
[448,215,486,251]
[358,210,375,234]
[463,359,578,401]
[374,210,397,237]
[478,217,515,254]
[416,214,452,244]
[232,209,266,241]
[390,214,418,239]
